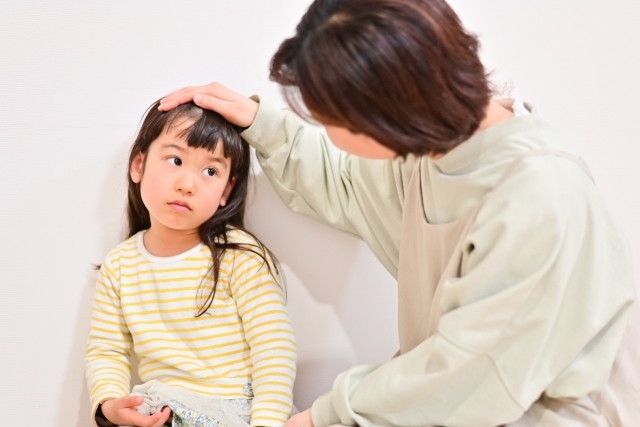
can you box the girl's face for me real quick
[130,118,235,234]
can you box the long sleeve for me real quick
[311,157,635,427]
[229,249,297,427]
[241,98,414,277]
[85,258,133,425]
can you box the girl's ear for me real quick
[219,177,237,207]
[130,153,145,183]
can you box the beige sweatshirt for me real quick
[241,99,636,427]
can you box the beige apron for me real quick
[396,150,640,426]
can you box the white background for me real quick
[0,1,638,426]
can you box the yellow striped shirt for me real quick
[86,228,296,427]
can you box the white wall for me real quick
[0,2,637,426]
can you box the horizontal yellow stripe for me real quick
[118,258,150,270]
[92,306,124,319]
[90,379,129,392]
[88,333,133,343]
[89,367,130,384]
[232,271,271,298]
[91,315,127,328]
[254,380,293,389]
[140,339,248,354]
[133,330,244,347]
[252,415,289,423]
[94,283,119,298]
[143,347,250,367]
[155,377,250,389]
[253,407,292,417]
[236,289,284,312]
[255,398,293,408]
[252,370,295,382]
[119,265,227,279]
[253,353,296,363]
[120,295,198,308]
[137,358,249,378]
[89,325,132,336]
[248,329,295,344]
[122,303,234,318]
[251,345,297,359]
[133,329,245,346]
[123,276,206,287]
[245,317,291,335]
[235,297,282,314]
[120,255,211,266]
[102,262,117,279]
[121,285,204,297]
[86,357,131,371]
[138,351,252,372]
[127,315,235,327]
[249,336,296,348]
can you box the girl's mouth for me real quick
[168,201,191,212]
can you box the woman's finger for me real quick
[159,82,227,111]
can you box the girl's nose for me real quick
[175,171,195,194]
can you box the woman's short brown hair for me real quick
[270,0,491,157]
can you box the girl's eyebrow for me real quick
[207,155,228,170]
[160,143,185,151]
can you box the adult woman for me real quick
[160,0,639,426]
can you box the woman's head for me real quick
[270,0,491,158]
[127,100,250,238]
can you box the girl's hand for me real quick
[158,82,259,128]
[284,408,315,427]
[101,396,171,427]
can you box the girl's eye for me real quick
[204,168,216,177]
[167,157,182,166]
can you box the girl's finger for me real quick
[116,395,144,409]
[148,407,171,427]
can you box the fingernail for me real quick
[194,94,202,103]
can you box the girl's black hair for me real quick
[127,99,281,316]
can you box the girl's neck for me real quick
[143,224,201,257]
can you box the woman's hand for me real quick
[159,82,259,128]
[284,408,315,427]
[101,396,170,427]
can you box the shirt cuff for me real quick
[241,95,290,158]
[311,391,342,427]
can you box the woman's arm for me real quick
[310,162,635,427]
[160,83,414,276]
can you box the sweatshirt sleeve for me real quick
[229,248,297,427]
[85,258,133,427]
[241,97,414,277]
[311,157,635,427]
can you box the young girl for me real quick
[86,99,296,427]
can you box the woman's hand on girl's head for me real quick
[158,82,259,128]
[100,395,171,427]
[284,408,315,427]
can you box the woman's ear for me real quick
[219,177,237,207]
[130,153,145,183]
